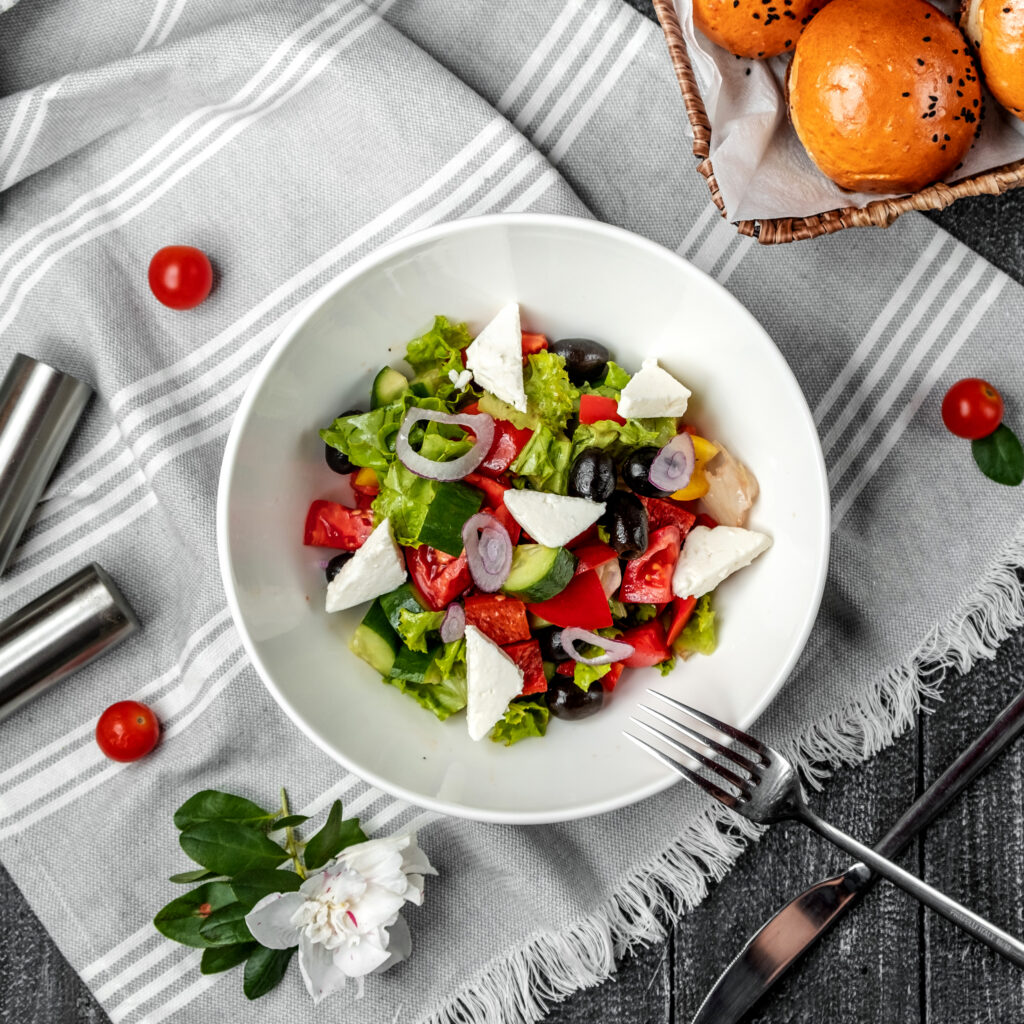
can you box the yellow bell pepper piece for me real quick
[672,464,709,501]
[354,467,378,487]
[690,435,718,463]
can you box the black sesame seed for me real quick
[917,58,925,66]
[922,35,931,41]
[902,91,910,97]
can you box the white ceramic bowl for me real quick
[217,214,829,824]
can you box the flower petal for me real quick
[339,836,407,880]
[297,933,350,1005]
[373,913,411,975]
[329,930,392,979]
[350,882,406,931]
[244,892,304,950]
[401,834,437,877]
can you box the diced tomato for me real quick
[567,523,600,549]
[556,661,576,677]
[619,620,672,668]
[665,595,697,646]
[572,542,618,574]
[303,501,374,550]
[481,421,533,476]
[621,526,681,604]
[521,332,549,357]
[602,663,625,691]
[488,503,522,546]
[503,638,547,695]
[578,393,626,426]
[527,570,612,629]
[464,593,531,645]
[639,495,696,536]
[464,471,509,509]
[406,545,472,610]
[696,513,718,530]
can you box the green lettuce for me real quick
[633,603,659,624]
[674,594,717,657]
[372,463,437,545]
[382,637,468,722]
[397,608,445,654]
[490,699,549,745]
[573,662,610,691]
[511,424,572,494]
[570,416,677,463]
[580,360,631,399]
[434,638,466,679]
[404,315,472,374]
[476,351,579,433]
[657,656,677,676]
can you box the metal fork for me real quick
[628,691,1024,968]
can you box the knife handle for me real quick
[874,686,1024,861]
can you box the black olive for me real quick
[325,552,353,583]
[622,447,671,498]
[603,491,649,559]
[323,408,363,474]
[549,337,610,384]
[547,676,605,720]
[537,627,573,663]
[568,447,617,502]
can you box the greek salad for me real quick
[305,304,771,746]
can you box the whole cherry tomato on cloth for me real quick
[148,246,214,309]
[96,700,161,762]
[941,378,1004,440]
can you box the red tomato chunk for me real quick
[406,546,472,610]
[464,593,531,645]
[578,393,626,426]
[639,495,696,535]
[621,526,681,604]
[503,639,547,695]
[303,501,373,550]
[618,621,672,668]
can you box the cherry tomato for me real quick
[941,378,1004,440]
[620,525,681,604]
[96,701,161,762]
[302,500,373,549]
[148,245,214,309]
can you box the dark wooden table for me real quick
[3,3,1024,1019]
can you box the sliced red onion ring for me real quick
[462,512,512,592]
[396,408,495,481]
[649,433,695,493]
[440,602,465,643]
[560,628,635,666]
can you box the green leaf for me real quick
[153,882,236,948]
[268,815,308,831]
[510,424,572,494]
[303,801,368,871]
[173,791,272,831]
[490,699,549,746]
[396,608,445,653]
[168,869,220,884]
[673,594,717,657]
[200,943,257,975]
[231,869,302,909]
[198,903,255,946]
[179,821,288,876]
[972,424,1024,486]
[243,945,296,1000]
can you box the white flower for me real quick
[244,832,436,1003]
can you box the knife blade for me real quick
[691,686,1024,1024]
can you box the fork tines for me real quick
[626,692,768,809]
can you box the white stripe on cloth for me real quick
[133,0,177,53]
[689,216,737,278]
[716,235,755,286]
[832,271,1008,525]
[108,951,203,1024]
[0,90,35,180]
[676,202,718,257]
[152,0,190,49]
[2,75,66,189]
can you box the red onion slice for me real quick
[649,433,695,493]
[396,408,495,481]
[461,512,512,592]
[560,628,635,666]
[440,603,465,643]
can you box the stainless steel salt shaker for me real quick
[0,353,93,577]
[0,563,139,722]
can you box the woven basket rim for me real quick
[651,0,1024,245]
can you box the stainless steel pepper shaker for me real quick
[0,353,93,577]
[0,563,139,721]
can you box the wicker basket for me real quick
[651,0,1024,244]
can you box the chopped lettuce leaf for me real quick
[674,594,717,657]
[573,661,611,691]
[608,598,628,620]
[580,360,631,399]
[477,392,537,430]
[511,424,572,494]
[524,351,579,432]
[597,524,611,544]
[657,656,677,677]
[383,672,467,721]
[434,638,467,679]
[404,316,472,374]
[417,429,474,463]
[570,416,677,463]
[397,608,445,653]
[490,698,549,745]
[372,462,436,545]
[633,603,659,624]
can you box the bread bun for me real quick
[788,0,983,193]
[692,0,830,59]
[962,0,1024,121]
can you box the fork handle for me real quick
[801,808,1024,969]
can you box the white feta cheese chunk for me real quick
[503,490,605,548]
[671,525,772,600]
[617,358,692,420]
[464,624,524,741]
[464,303,527,412]
[447,368,474,390]
[325,518,407,612]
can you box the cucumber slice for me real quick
[350,599,399,676]
[389,645,439,684]
[371,366,410,409]
[416,482,483,556]
[502,545,576,602]
[379,583,427,633]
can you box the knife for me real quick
[692,686,1024,1024]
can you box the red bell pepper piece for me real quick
[639,495,696,536]
[567,523,600,549]
[406,545,472,610]
[621,526,681,604]
[521,332,549,357]
[665,596,697,646]
[618,620,672,668]
[578,393,626,426]
[461,404,533,478]
[555,661,576,677]
[303,501,373,550]
[602,663,625,691]
[503,638,547,695]
[572,542,618,574]
[527,570,612,629]
[464,593,531,645]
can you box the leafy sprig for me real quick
[154,788,366,1000]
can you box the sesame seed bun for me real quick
[961,0,1024,121]
[787,0,983,193]
[692,0,829,59]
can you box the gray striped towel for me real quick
[0,1,1022,1022]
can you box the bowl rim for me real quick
[216,211,831,825]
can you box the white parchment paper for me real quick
[674,0,1024,221]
